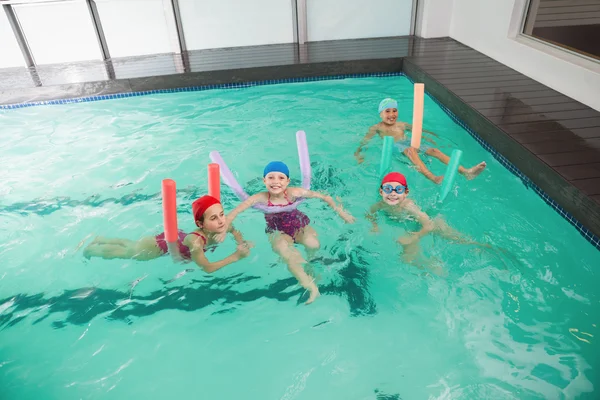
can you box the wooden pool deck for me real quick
[403,37,600,243]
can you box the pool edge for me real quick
[0,72,403,110]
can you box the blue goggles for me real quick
[381,184,407,194]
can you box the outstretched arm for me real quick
[188,235,249,273]
[432,218,493,248]
[291,188,355,223]
[354,126,378,163]
[226,193,266,224]
[213,221,252,247]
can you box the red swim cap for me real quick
[381,172,408,187]
[192,195,221,222]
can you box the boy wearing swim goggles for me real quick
[367,172,486,275]
[367,172,434,241]
[355,98,486,184]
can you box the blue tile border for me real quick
[0,72,405,110]
[2,71,598,249]
[403,75,600,250]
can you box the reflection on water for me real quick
[0,161,344,218]
[0,249,377,331]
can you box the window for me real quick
[14,1,102,64]
[523,0,600,61]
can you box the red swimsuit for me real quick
[155,230,207,260]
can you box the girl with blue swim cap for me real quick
[225,161,355,304]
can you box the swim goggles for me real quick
[381,184,407,194]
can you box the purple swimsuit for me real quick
[264,192,310,240]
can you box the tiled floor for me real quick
[1,36,599,240]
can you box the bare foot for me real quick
[305,283,320,305]
[82,243,97,260]
[73,233,94,254]
[463,162,486,180]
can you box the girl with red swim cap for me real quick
[83,195,250,273]
[367,172,487,276]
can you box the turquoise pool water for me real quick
[0,76,599,399]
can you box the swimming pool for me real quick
[1,75,599,399]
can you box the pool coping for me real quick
[0,69,403,110]
[0,56,404,109]
[1,59,599,250]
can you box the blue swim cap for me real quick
[263,161,289,177]
[378,98,398,113]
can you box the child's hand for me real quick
[371,225,379,233]
[235,242,252,259]
[335,197,355,223]
[397,234,418,246]
[355,153,365,164]
[214,231,227,243]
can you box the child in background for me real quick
[83,195,251,273]
[355,98,486,184]
[225,161,355,304]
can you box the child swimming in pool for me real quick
[367,172,487,275]
[224,161,356,304]
[354,98,487,184]
[83,195,251,273]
